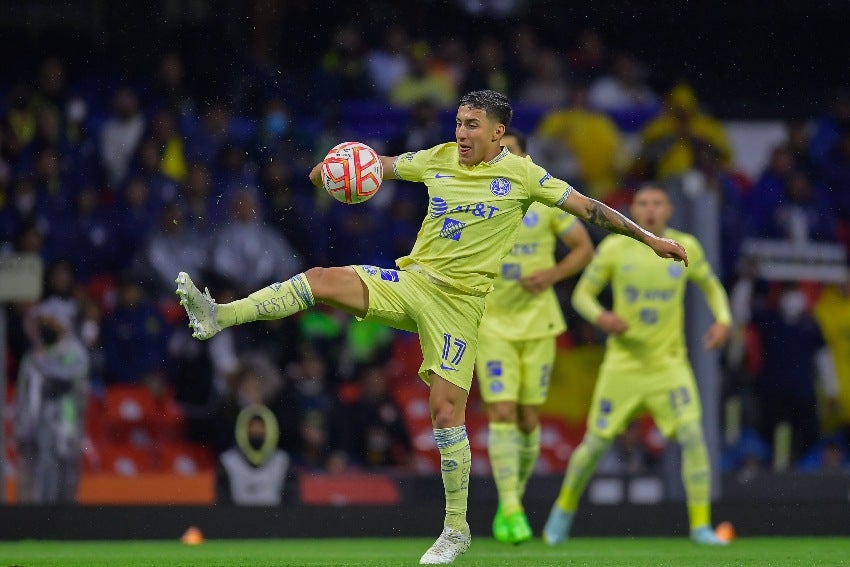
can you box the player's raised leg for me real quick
[544,432,611,545]
[420,373,472,564]
[175,267,367,339]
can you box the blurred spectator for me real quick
[255,98,297,162]
[506,24,541,87]
[180,162,220,231]
[747,144,797,237]
[185,100,234,166]
[809,88,850,171]
[133,137,179,204]
[516,49,570,110]
[51,185,116,279]
[813,276,850,438]
[567,28,608,81]
[462,37,509,96]
[217,404,294,505]
[588,53,659,126]
[638,83,731,180]
[153,52,197,117]
[758,169,837,243]
[150,109,188,183]
[318,25,372,101]
[366,24,411,96]
[213,142,258,198]
[535,83,626,199]
[99,87,146,188]
[390,42,457,109]
[32,57,67,116]
[432,37,469,92]
[0,176,48,252]
[260,160,316,265]
[111,177,160,272]
[339,365,412,468]
[5,85,38,151]
[101,274,170,385]
[752,282,837,462]
[14,299,90,503]
[209,188,302,295]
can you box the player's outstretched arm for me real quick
[560,190,688,266]
[308,154,400,189]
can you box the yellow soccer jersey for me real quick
[393,143,573,295]
[478,202,577,340]
[573,228,731,370]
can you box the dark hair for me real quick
[503,127,527,153]
[458,90,512,127]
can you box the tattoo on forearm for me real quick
[585,199,643,240]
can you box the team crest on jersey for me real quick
[360,265,379,276]
[430,196,448,218]
[439,217,465,240]
[490,380,504,394]
[490,177,511,197]
[522,211,539,227]
[379,268,399,282]
[625,285,639,304]
[668,263,684,278]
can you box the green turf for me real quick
[1,537,848,566]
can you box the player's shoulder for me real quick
[596,233,632,253]
[665,228,701,250]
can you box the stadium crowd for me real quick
[2,21,850,492]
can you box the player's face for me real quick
[630,188,672,234]
[455,105,505,165]
[502,135,526,157]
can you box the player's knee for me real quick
[518,406,540,434]
[304,267,330,297]
[487,402,518,423]
[581,432,611,458]
[676,421,705,449]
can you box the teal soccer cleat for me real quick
[542,506,574,546]
[691,525,730,546]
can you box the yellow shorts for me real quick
[586,360,702,439]
[475,335,555,405]
[352,265,485,391]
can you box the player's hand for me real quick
[308,161,323,188]
[702,322,730,350]
[649,236,688,266]
[597,311,628,335]
[519,269,557,294]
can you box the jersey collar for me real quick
[484,146,510,166]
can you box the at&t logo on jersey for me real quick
[430,196,449,218]
[490,177,511,196]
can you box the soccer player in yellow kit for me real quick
[543,185,731,546]
[475,128,594,544]
[175,91,688,564]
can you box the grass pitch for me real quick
[1,537,847,566]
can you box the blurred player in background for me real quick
[176,90,688,564]
[544,184,730,546]
[475,128,594,544]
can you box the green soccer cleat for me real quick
[175,271,222,340]
[505,510,533,544]
[543,505,574,546]
[492,504,511,543]
[691,525,730,546]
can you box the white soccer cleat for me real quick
[175,271,222,340]
[419,524,471,564]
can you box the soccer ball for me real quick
[321,141,383,204]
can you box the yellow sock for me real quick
[688,503,711,530]
[555,433,609,512]
[435,426,471,532]
[218,273,314,328]
[488,422,521,514]
[678,421,712,530]
[517,425,540,499]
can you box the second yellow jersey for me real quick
[393,143,573,296]
[574,228,726,370]
[478,202,577,340]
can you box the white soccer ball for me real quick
[321,141,383,204]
